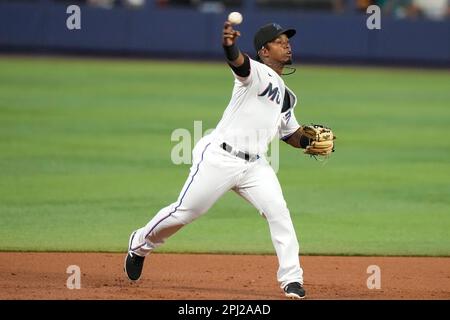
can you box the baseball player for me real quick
[124,21,316,299]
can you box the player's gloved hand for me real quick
[300,124,336,157]
[222,21,241,47]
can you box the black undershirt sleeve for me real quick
[223,43,240,61]
[281,90,291,113]
[228,54,250,78]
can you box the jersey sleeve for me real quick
[279,109,301,141]
[230,56,261,86]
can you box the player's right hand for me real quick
[222,21,241,47]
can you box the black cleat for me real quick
[284,282,306,299]
[124,231,145,281]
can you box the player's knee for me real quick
[268,200,289,215]
[173,206,207,224]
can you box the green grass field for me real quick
[0,56,449,256]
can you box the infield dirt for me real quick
[0,253,449,299]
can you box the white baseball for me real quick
[228,12,243,25]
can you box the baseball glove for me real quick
[300,124,336,157]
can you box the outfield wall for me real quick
[0,1,449,66]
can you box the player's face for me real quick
[266,34,293,65]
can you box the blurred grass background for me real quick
[0,56,449,256]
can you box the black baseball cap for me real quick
[253,23,296,53]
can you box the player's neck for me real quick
[264,59,284,76]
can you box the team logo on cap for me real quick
[272,23,282,30]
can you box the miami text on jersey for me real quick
[258,82,281,104]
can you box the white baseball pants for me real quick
[130,134,304,288]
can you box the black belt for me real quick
[220,142,260,161]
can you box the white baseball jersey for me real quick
[129,56,304,290]
[214,57,300,156]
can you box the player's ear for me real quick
[260,45,270,58]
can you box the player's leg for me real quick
[233,159,304,297]
[128,138,240,257]
[125,139,240,281]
